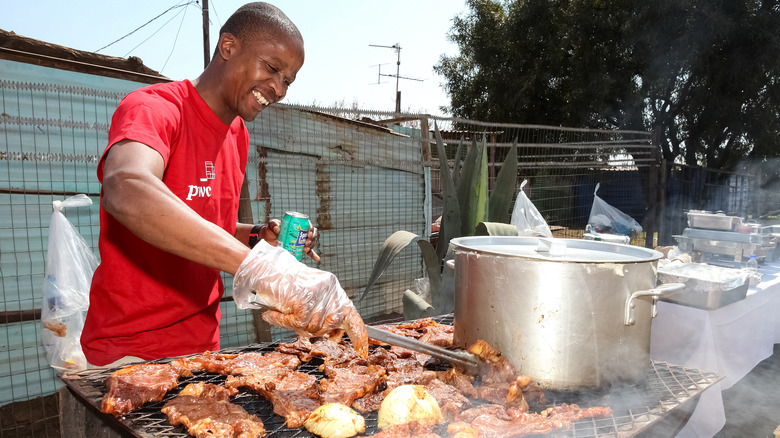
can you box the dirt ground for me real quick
[716,343,780,438]
[0,393,59,438]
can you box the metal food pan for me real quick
[657,263,749,310]
[686,211,741,231]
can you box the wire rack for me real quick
[59,317,722,438]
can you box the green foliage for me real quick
[434,126,462,261]
[435,0,780,171]
[456,138,488,237]
[434,123,518,256]
[488,139,518,223]
[358,231,440,305]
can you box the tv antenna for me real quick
[369,43,423,114]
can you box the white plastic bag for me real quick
[510,180,553,238]
[587,183,642,237]
[41,194,98,372]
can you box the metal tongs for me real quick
[366,326,480,374]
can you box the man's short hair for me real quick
[220,2,302,44]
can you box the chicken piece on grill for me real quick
[275,337,314,361]
[101,363,192,417]
[458,403,613,438]
[178,382,238,398]
[229,368,320,429]
[435,368,477,398]
[318,364,386,406]
[260,370,321,428]
[418,323,454,348]
[462,340,546,411]
[224,367,291,395]
[363,420,440,438]
[446,422,479,438]
[388,345,434,367]
[368,318,452,348]
[172,351,300,376]
[455,404,513,423]
[351,357,437,414]
[276,334,365,368]
[309,338,362,367]
[537,403,612,422]
[170,352,240,374]
[467,340,517,384]
[424,379,472,422]
[351,391,385,414]
[161,382,265,438]
[224,352,301,376]
[342,307,369,359]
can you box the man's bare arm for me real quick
[101,139,249,274]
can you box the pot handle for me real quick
[445,259,455,270]
[624,282,686,326]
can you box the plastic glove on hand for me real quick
[233,241,367,358]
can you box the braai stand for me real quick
[59,385,130,438]
[58,315,724,438]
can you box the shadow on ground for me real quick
[716,344,780,438]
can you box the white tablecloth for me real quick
[650,262,780,437]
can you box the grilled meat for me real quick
[319,364,386,406]
[172,352,300,376]
[161,383,265,438]
[363,420,439,438]
[101,363,191,417]
[458,403,613,438]
[260,370,321,428]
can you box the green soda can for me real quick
[278,211,310,261]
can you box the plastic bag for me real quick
[587,183,642,237]
[41,194,98,372]
[510,180,553,238]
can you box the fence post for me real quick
[420,116,433,239]
[651,125,669,246]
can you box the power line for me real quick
[95,1,197,53]
[161,2,190,73]
[122,5,188,58]
[210,0,223,30]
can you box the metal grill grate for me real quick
[60,317,722,438]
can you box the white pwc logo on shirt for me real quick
[186,161,215,200]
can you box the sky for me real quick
[3,1,470,116]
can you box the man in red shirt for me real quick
[81,2,366,366]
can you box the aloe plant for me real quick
[436,123,518,260]
[359,123,519,315]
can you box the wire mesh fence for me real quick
[421,116,657,241]
[0,83,755,437]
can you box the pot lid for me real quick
[450,236,663,263]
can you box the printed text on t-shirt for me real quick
[186,185,212,200]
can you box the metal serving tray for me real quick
[682,228,772,245]
[674,235,771,263]
[687,211,741,231]
[657,263,749,310]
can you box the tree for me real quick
[435,0,780,170]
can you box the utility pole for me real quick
[370,43,422,114]
[202,0,210,68]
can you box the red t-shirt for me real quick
[81,80,248,366]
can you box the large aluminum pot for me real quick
[450,236,684,391]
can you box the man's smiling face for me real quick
[223,31,304,122]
